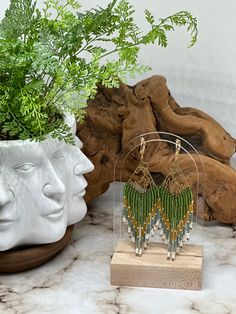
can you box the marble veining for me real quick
[0,182,236,314]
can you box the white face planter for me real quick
[0,117,94,251]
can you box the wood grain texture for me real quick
[78,75,236,224]
[0,225,74,273]
[110,240,203,290]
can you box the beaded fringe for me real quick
[123,182,194,260]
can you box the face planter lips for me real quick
[43,207,65,221]
[72,181,88,200]
[0,218,17,230]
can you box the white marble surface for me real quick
[0,183,236,314]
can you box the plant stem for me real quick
[100,42,140,59]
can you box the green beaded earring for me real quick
[123,137,159,256]
[158,139,194,260]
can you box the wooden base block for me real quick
[110,240,203,290]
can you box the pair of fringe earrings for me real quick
[123,137,194,261]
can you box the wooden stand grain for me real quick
[110,240,203,290]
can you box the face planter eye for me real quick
[14,162,35,173]
[51,149,64,161]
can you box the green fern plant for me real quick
[0,0,198,142]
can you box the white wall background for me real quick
[1,0,236,137]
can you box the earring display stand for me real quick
[111,133,204,291]
[111,240,202,290]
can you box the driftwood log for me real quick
[77,75,236,224]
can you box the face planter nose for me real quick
[0,185,14,207]
[73,152,94,176]
[42,165,66,199]
[42,166,66,221]
[0,185,15,230]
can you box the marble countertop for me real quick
[0,183,236,314]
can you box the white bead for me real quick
[171,252,176,261]
[167,251,171,260]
